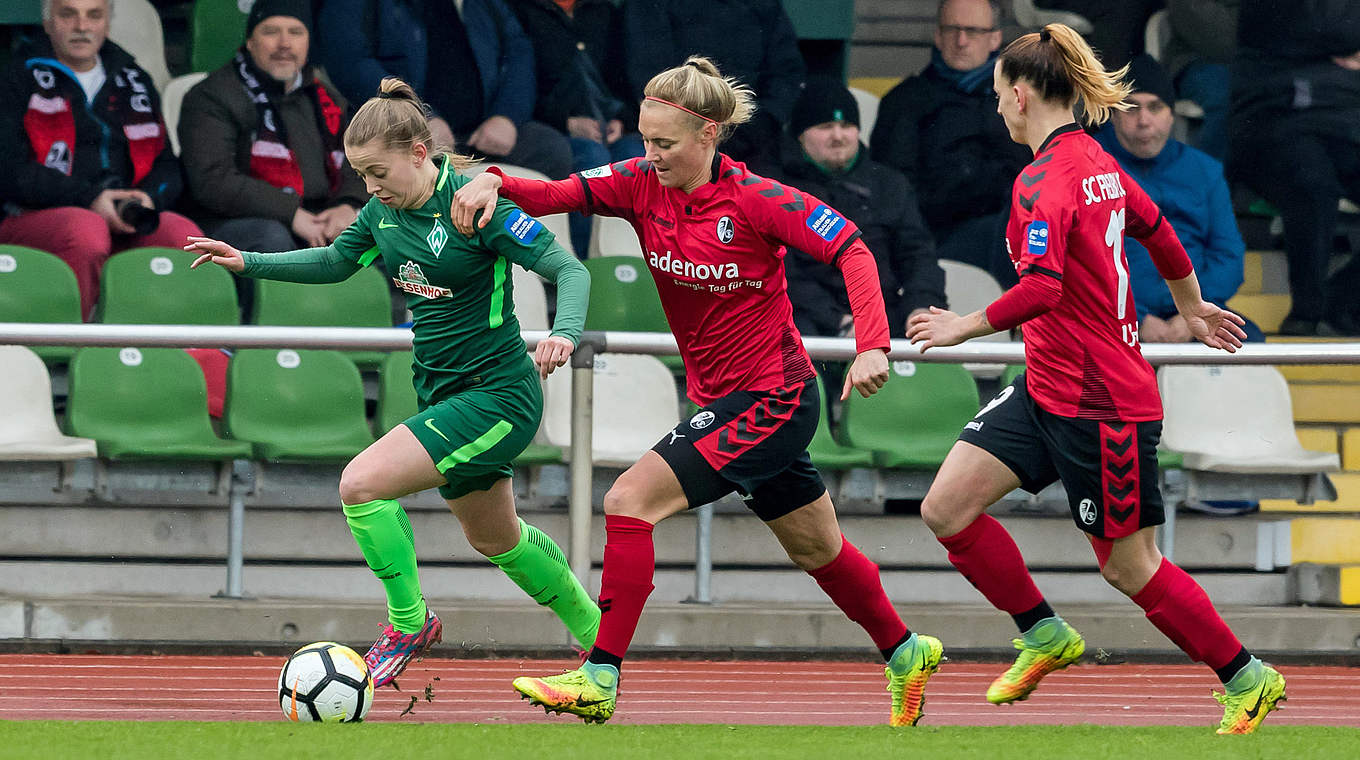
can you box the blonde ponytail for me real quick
[346,77,477,170]
[643,56,755,141]
[1000,23,1132,126]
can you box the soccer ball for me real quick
[277,642,373,722]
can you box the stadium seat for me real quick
[1144,10,1206,121]
[225,349,375,461]
[541,353,679,466]
[161,72,208,155]
[462,163,575,257]
[108,0,171,91]
[1159,365,1341,474]
[190,0,249,73]
[0,245,82,362]
[840,360,979,469]
[588,215,644,258]
[66,347,252,459]
[582,256,679,369]
[1010,0,1093,34]
[1000,364,1025,386]
[376,351,417,435]
[251,265,393,366]
[807,376,874,470]
[940,259,1008,343]
[512,266,549,331]
[848,87,880,146]
[0,345,97,461]
[100,248,241,325]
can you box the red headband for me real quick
[644,96,717,125]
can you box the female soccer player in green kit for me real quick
[187,78,599,688]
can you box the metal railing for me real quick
[5,322,1360,600]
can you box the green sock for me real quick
[488,518,600,649]
[343,498,427,634]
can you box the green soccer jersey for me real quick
[330,157,559,406]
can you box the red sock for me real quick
[808,538,908,651]
[590,514,656,661]
[1130,558,1243,669]
[937,515,1045,615]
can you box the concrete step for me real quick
[1346,429,1360,470]
[1295,426,1340,455]
[5,595,1354,656]
[846,75,903,98]
[1286,517,1360,563]
[1227,292,1290,334]
[0,506,1271,571]
[1262,473,1360,512]
[1289,382,1360,424]
[1289,563,1360,606]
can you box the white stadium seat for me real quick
[160,72,207,156]
[940,259,1008,342]
[0,345,98,461]
[109,0,172,92]
[541,353,680,467]
[848,87,880,146]
[588,215,643,258]
[512,265,549,331]
[1010,0,1094,34]
[1159,365,1340,474]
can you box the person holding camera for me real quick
[0,0,201,320]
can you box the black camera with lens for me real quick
[114,197,159,235]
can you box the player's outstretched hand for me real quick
[1183,300,1248,352]
[451,172,503,236]
[184,236,245,273]
[906,306,970,353]
[842,348,889,400]
[534,335,575,379]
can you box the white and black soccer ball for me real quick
[277,641,373,723]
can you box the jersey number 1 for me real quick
[1104,208,1129,320]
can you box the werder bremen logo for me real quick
[426,220,448,257]
[394,261,451,299]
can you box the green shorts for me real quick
[404,369,542,500]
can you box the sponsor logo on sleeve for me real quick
[806,204,846,242]
[1026,221,1049,256]
[579,164,613,179]
[505,210,543,244]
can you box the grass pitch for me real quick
[2,723,1357,760]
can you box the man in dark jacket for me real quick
[1228,0,1360,335]
[0,0,200,319]
[316,0,572,180]
[179,0,367,253]
[622,0,805,166]
[768,78,946,342]
[870,0,1029,287]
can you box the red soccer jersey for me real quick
[1000,125,1193,421]
[490,154,890,405]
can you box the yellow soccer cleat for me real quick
[513,661,618,724]
[986,617,1084,704]
[1215,663,1286,735]
[885,633,945,726]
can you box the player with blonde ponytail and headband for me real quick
[454,56,943,726]
[188,77,600,690]
[906,25,1284,734]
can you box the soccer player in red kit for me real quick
[453,56,944,726]
[906,24,1285,735]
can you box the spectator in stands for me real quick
[871,0,1030,287]
[506,0,643,255]
[1228,0,1360,336]
[0,0,200,319]
[1096,55,1262,344]
[768,77,946,342]
[316,0,573,180]
[1161,0,1237,162]
[178,0,367,255]
[621,0,804,167]
[1031,0,1164,69]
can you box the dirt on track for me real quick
[0,655,1354,727]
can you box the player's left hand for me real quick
[842,348,889,400]
[1183,300,1247,352]
[451,172,503,235]
[534,335,575,379]
[906,306,970,352]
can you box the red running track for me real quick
[0,655,1354,727]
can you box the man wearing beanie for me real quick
[1094,54,1259,347]
[870,0,1030,288]
[765,77,945,353]
[178,0,367,259]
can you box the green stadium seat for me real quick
[1001,364,1025,386]
[582,256,680,370]
[0,245,82,362]
[840,361,980,469]
[514,441,565,466]
[226,349,375,461]
[66,347,253,459]
[376,351,417,435]
[807,376,874,470]
[100,248,240,325]
[251,266,394,367]
[190,0,248,73]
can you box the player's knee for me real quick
[1099,560,1140,596]
[602,481,644,518]
[920,494,964,537]
[338,461,384,505]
